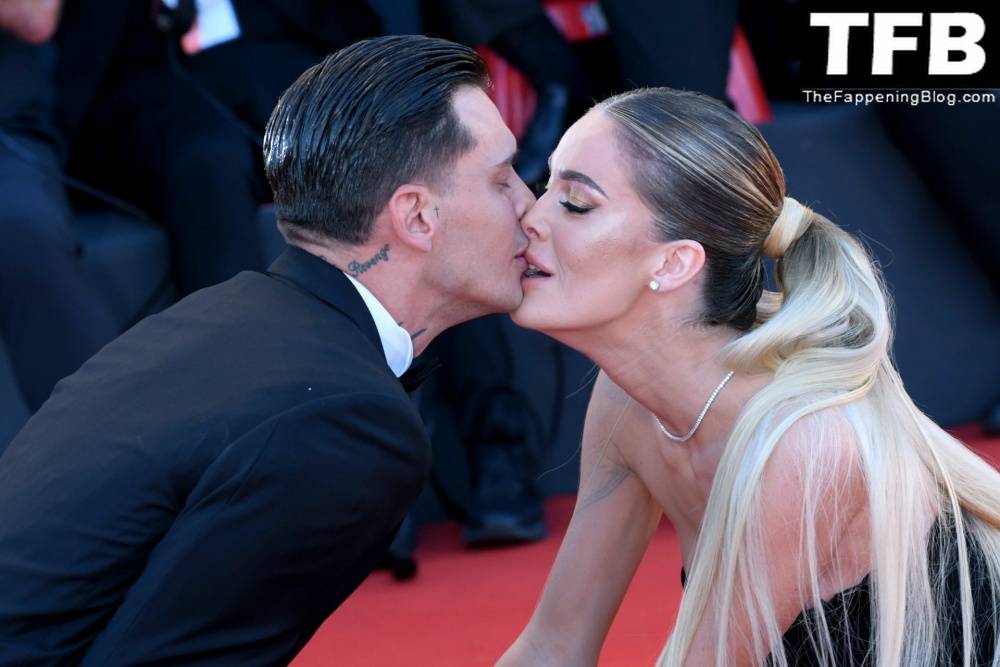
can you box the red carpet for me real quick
[291,426,999,666]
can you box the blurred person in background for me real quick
[425,0,595,186]
[0,0,118,442]
[56,0,380,294]
[600,0,738,101]
[427,316,548,547]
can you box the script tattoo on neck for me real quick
[397,323,427,342]
[347,244,390,277]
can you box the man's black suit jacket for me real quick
[0,246,430,665]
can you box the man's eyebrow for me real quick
[558,169,608,198]
[495,150,519,168]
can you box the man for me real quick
[0,35,533,665]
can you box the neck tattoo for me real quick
[347,244,390,278]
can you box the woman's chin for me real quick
[510,300,548,331]
[509,305,535,330]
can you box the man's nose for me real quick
[513,176,536,222]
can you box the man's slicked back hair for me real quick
[263,35,489,244]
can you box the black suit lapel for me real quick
[266,245,385,361]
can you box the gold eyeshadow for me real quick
[565,188,593,208]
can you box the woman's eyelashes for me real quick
[559,199,593,215]
[544,176,593,214]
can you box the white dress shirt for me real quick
[343,274,414,378]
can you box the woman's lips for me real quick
[522,252,554,279]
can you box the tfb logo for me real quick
[810,12,985,75]
[800,4,997,88]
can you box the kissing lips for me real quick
[522,264,552,279]
[521,252,553,282]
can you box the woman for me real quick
[499,88,1000,666]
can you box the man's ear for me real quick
[652,239,706,291]
[386,183,437,252]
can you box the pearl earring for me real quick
[649,279,660,291]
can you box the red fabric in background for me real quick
[292,427,999,666]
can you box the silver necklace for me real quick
[655,371,735,442]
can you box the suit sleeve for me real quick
[77,391,430,667]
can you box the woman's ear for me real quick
[387,183,437,252]
[652,240,706,291]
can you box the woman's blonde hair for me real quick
[598,88,1000,666]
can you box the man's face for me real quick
[427,86,534,315]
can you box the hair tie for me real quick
[763,196,811,258]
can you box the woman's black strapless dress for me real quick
[680,518,998,665]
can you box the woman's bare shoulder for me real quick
[582,370,662,468]
[589,369,630,411]
[584,370,648,443]
[768,403,862,476]
[759,403,872,595]
[761,404,868,538]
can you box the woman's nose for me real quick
[519,194,547,240]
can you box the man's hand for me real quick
[0,0,62,44]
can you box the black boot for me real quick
[377,514,418,581]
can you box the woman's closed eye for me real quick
[560,198,593,215]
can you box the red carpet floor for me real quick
[291,426,999,667]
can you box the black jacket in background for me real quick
[54,0,381,146]
[0,246,430,665]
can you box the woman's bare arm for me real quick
[497,371,662,666]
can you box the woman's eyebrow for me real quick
[558,169,608,198]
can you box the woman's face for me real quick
[512,110,666,334]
